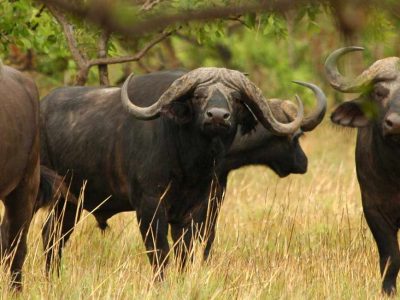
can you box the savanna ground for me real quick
[0,120,388,299]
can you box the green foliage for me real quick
[172,8,329,104]
[361,10,395,45]
[1,0,400,95]
[0,0,70,76]
[0,0,121,81]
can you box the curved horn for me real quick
[121,71,208,120]
[121,73,161,120]
[324,46,371,93]
[232,73,304,135]
[121,67,303,135]
[325,47,400,93]
[292,81,327,132]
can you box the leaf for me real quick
[19,37,32,49]
[244,13,257,29]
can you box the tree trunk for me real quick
[98,30,110,86]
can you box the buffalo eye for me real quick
[372,85,389,101]
[231,91,242,102]
[193,93,201,100]
[193,88,207,102]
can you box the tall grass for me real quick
[0,123,389,299]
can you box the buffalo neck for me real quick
[218,125,272,175]
[356,123,400,193]
[172,121,232,179]
[123,116,233,186]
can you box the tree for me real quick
[2,0,399,92]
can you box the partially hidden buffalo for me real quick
[207,81,326,257]
[40,68,308,277]
[0,62,40,289]
[326,47,400,295]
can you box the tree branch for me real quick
[140,0,163,11]
[98,30,110,85]
[46,4,87,68]
[46,3,173,85]
[37,0,400,40]
[46,4,89,84]
[88,30,173,66]
[37,0,319,38]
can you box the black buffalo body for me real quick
[326,47,400,295]
[40,68,306,276]
[122,72,327,261]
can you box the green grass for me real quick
[0,122,391,299]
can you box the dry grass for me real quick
[0,122,391,299]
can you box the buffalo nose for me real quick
[205,108,231,122]
[384,113,400,135]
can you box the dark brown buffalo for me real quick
[203,82,326,260]
[0,62,40,289]
[114,72,326,264]
[47,73,326,268]
[326,47,400,295]
[40,67,307,278]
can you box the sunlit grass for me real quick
[0,123,390,299]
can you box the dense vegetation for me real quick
[1,1,399,98]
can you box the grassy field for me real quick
[0,122,389,299]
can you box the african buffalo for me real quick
[201,82,326,259]
[326,47,400,295]
[0,62,40,289]
[40,67,306,277]
[113,71,326,264]
[221,81,326,178]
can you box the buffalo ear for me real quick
[237,102,258,135]
[161,101,193,124]
[331,100,370,127]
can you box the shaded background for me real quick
[2,0,399,103]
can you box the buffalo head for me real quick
[325,47,400,141]
[226,81,326,177]
[121,67,305,137]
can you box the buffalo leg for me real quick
[171,191,223,269]
[202,178,226,261]
[203,186,224,261]
[364,207,400,295]
[1,160,39,290]
[170,222,195,270]
[136,195,170,279]
[42,200,80,276]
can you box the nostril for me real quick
[205,108,230,121]
[384,113,400,133]
[386,119,394,128]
